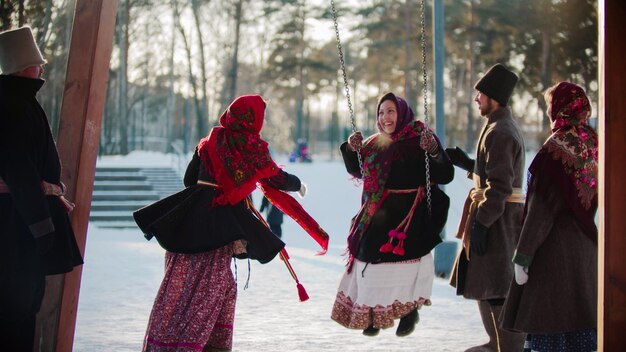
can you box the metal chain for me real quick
[330,0,364,176]
[419,0,433,214]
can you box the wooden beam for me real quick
[35,1,118,351]
[598,0,626,350]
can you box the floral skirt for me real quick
[143,246,236,351]
[331,253,434,330]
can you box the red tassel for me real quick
[379,242,394,253]
[392,241,405,256]
[396,231,407,240]
[297,282,309,302]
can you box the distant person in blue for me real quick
[259,195,284,238]
[289,139,312,163]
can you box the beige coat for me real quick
[450,106,526,300]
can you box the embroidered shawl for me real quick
[199,95,280,206]
[527,81,598,241]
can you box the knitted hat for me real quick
[474,63,518,107]
[0,26,47,75]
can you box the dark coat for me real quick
[450,106,525,300]
[133,150,301,264]
[501,176,597,334]
[0,75,83,318]
[341,137,454,263]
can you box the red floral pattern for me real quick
[199,95,280,206]
[143,246,236,351]
[545,82,598,209]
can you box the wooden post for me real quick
[598,0,626,350]
[35,1,118,351]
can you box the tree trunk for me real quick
[465,0,476,151]
[404,0,413,104]
[191,0,209,134]
[117,0,129,154]
[173,0,203,143]
[224,0,243,111]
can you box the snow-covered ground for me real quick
[74,151,489,352]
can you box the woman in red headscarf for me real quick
[330,92,454,337]
[134,95,327,351]
[501,82,598,352]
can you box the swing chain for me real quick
[419,0,433,215]
[330,0,364,175]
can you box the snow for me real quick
[74,151,487,351]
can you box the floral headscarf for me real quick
[527,81,598,240]
[199,95,280,205]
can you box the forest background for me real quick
[0,0,597,158]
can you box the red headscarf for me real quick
[199,95,280,206]
[197,95,329,253]
[527,81,598,240]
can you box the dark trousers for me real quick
[269,223,282,238]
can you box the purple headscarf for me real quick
[376,92,415,134]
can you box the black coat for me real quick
[341,137,454,263]
[0,75,83,318]
[133,150,301,264]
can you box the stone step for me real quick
[95,173,147,181]
[91,191,160,201]
[90,166,182,228]
[89,210,135,222]
[93,181,152,191]
[90,220,139,229]
[96,167,142,173]
[90,200,148,212]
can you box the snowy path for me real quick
[75,155,486,351]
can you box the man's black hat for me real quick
[474,63,519,107]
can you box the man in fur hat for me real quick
[447,63,526,351]
[0,26,83,350]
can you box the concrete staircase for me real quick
[90,167,183,229]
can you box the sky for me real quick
[74,151,491,351]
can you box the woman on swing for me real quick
[331,92,454,337]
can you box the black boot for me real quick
[396,308,419,337]
[362,324,380,336]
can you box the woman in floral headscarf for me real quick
[501,82,598,352]
[134,95,328,351]
[330,92,454,337]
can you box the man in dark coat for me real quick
[0,26,83,350]
[447,64,526,351]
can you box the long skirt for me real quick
[523,329,597,352]
[331,253,434,330]
[143,245,236,351]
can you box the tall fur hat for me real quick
[0,26,47,75]
[474,63,518,107]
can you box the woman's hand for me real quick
[298,183,307,198]
[420,130,439,155]
[347,132,363,151]
[514,264,529,285]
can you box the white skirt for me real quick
[331,253,434,330]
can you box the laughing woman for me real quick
[331,92,453,337]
